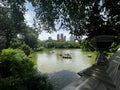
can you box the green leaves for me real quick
[0,0,26,49]
[38,41,81,49]
[0,48,53,90]
[32,0,120,39]
[1,48,26,59]
[0,48,33,78]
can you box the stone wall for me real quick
[107,50,120,90]
[62,50,120,90]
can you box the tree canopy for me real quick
[31,0,120,38]
[0,0,119,49]
[0,0,38,50]
[0,0,26,48]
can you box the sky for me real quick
[24,2,70,41]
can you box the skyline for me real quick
[38,31,70,41]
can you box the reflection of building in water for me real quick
[57,33,66,41]
[70,35,75,41]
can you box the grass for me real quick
[82,51,98,64]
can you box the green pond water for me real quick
[30,49,96,73]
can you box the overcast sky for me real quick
[24,2,70,41]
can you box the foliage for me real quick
[0,37,6,51]
[1,0,119,51]
[80,40,91,51]
[22,27,38,49]
[10,39,23,49]
[0,48,53,90]
[0,6,15,48]
[85,0,120,38]
[19,44,32,56]
[22,74,53,90]
[10,39,32,56]
[108,45,120,53]
[38,40,80,49]
[0,0,26,48]
[0,1,38,50]
[36,47,45,51]
[0,48,34,78]
[31,0,120,39]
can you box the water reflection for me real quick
[36,49,93,73]
[48,70,80,90]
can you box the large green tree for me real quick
[0,6,14,48]
[22,26,38,49]
[31,0,120,39]
[0,0,26,48]
[0,0,39,50]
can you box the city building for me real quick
[70,35,75,41]
[57,34,60,41]
[57,33,66,41]
[64,36,66,41]
[61,34,64,41]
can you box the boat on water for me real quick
[62,54,72,59]
[87,54,92,58]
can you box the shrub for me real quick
[10,40,32,56]
[10,39,23,49]
[0,48,34,78]
[19,44,32,56]
[0,48,53,90]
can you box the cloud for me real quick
[24,2,35,27]
[0,3,4,7]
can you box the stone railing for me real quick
[62,50,120,90]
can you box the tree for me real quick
[0,1,39,50]
[31,0,120,38]
[0,6,14,48]
[10,39,32,56]
[0,0,25,48]
[84,0,120,38]
[23,26,38,49]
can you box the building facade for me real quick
[57,34,66,41]
[70,35,75,41]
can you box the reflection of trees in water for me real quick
[48,70,80,90]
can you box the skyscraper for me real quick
[61,34,64,41]
[57,33,66,41]
[70,35,75,41]
[57,34,60,41]
[64,36,66,41]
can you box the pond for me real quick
[31,49,96,73]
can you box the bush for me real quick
[19,44,32,56]
[10,40,32,56]
[0,48,34,78]
[35,47,44,51]
[0,48,53,90]
[80,40,93,51]
[10,39,23,49]
[42,41,81,49]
